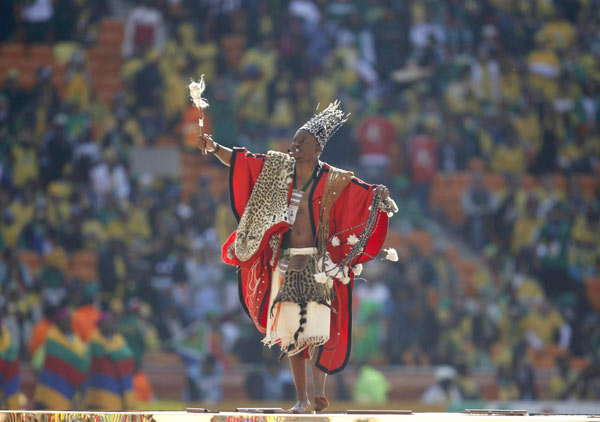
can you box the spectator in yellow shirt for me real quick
[10,131,39,189]
[548,355,576,399]
[444,65,476,114]
[511,255,546,307]
[519,298,570,351]
[535,11,575,51]
[512,100,542,163]
[527,40,560,100]
[64,51,92,111]
[7,187,35,238]
[0,212,21,249]
[235,65,269,138]
[46,182,72,229]
[239,36,278,86]
[512,195,543,253]
[499,56,522,105]
[568,213,597,283]
[496,365,520,400]
[491,128,527,174]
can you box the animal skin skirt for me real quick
[263,248,332,357]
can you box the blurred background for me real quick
[0,0,599,414]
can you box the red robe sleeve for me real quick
[221,148,275,333]
[315,174,389,374]
[227,147,267,223]
[222,147,267,265]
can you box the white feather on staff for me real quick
[188,75,210,154]
[189,76,209,109]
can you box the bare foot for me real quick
[288,400,311,413]
[313,395,329,413]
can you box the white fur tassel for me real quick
[352,264,363,276]
[339,266,351,284]
[384,248,399,262]
[347,234,359,245]
[314,272,328,284]
[331,236,340,247]
[324,257,337,274]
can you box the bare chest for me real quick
[288,188,315,247]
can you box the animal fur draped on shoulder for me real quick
[233,150,296,263]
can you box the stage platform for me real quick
[1,410,599,422]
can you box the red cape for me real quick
[222,148,388,374]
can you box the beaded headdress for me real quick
[298,101,350,148]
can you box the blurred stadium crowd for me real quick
[0,0,599,409]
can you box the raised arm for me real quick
[198,134,233,167]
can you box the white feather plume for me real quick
[188,76,209,109]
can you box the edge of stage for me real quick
[2,410,599,422]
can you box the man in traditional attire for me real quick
[199,101,396,412]
[0,298,21,409]
[33,308,90,410]
[83,312,136,410]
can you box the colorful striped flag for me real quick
[83,330,136,410]
[0,326,20,409]
[33,325,90,410]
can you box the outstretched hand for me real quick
[375,184,390,200]
[198,133,216,155]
